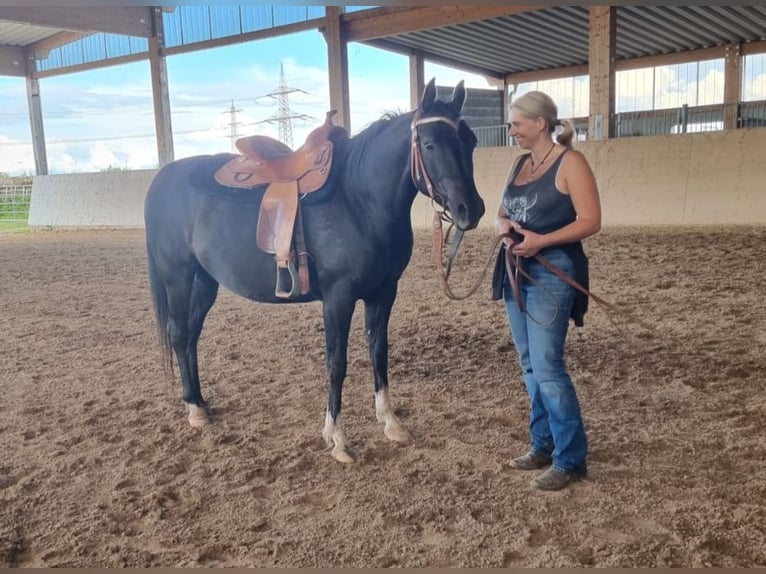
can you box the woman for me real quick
[495,90,601,491]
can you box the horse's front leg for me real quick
[364,280,411,444]
[321,287,357,463]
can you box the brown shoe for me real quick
[531,467,584,491]
[509,450,552,470]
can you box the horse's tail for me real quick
[146,246,174,375]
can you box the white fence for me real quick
[0,185,32,222]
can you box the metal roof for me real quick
[0,20,66,47]
[367,6,766,78]
[1,6,766,78]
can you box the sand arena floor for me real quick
[1,226,765,567]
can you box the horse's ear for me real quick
[449,80,466,116]
[420,78,437,111]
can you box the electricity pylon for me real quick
[255,62,313,148]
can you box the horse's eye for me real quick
[423,142,435,151]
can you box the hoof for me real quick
[331,446,357,463]
[188,404,209,428]
[384,422,411,444]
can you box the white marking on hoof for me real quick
[332,445,357,463]
[187,404,209,428]
[323,409,356,463]
[375,389,410,444]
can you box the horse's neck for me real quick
[341,117,418,230]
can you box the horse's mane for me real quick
[341,110,414,172]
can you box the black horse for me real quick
[144,79,485,462]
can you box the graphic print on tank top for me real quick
[505,194,538,223]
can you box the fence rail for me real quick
[472,100,766,147]
[0,185,32,222]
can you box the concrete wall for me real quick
[28,169,157,228]
[28,127,766,229]
[415,126,766,227]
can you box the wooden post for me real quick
[24,52,48,176]
[325,7,350,130]
[409,52,425,110]
[588,6,616,140]
[148,6,174,167]
[723,43,741,130]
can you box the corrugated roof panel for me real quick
[160,5,324,49]
[380,6,766,77]
[209,6,242,40]
[239,6,277,34]
[0,21,62,47]
[36,33,148,72]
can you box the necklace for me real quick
[529,142,556,175]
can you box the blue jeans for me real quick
[503,248,587,475]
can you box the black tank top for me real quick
[501,150,575,234]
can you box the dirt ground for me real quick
[1,226,765,567]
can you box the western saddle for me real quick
[214,110,338,298]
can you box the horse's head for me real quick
[411,78,486,231]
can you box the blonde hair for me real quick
[510,91,575,148]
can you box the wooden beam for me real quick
[0,45,26,77]
[615,46,726,72]
[506,64,589,85]
[34,53,148,79]
[148,7,174,167]
[325,7,350,131]
[29,32,86,59]
[723,43,741,131]
[588,6,616,141]
[742,39,766,56]
[409,52,425,111]
[345,6,543,43]
[366,38,504,81]
[0,7,153,38]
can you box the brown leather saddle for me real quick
[214,110,338,298]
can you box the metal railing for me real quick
[473,117,589,148]
[615,100,766,138]
[0,185,32,222]
[471,101,766,147]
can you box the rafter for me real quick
[0,45,26,76]
[344,6,543,43]
[0,7,153,38]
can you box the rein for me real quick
[502,238,655,332]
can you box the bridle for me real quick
[410,111,498,301]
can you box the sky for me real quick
[0,29,494,176]
[0,19,765,176]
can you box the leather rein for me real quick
[410,113,655,332]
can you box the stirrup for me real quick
[275,258,300,299]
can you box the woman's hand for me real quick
[510,222,545,257]
[496,217,515,248]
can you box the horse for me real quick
[143,79,486,462]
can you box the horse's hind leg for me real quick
[166,266,219,427]
[364,281,410,444]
